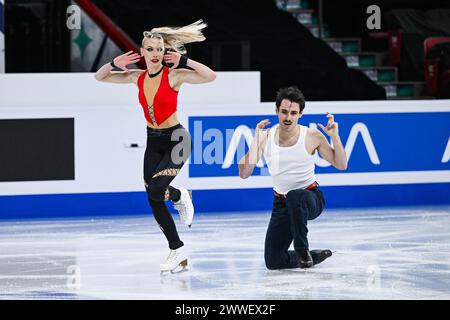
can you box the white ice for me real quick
[0,206,449,300]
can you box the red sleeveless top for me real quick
[137,67,179,126]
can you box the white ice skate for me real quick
[173,188,194,227]
[160,247,189,275]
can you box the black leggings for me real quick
[144,123,191,250]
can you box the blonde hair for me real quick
[142,20,207,54]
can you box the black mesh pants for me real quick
[143,124,191,250]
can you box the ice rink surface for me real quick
[0,206,449,300]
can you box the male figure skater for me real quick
[238,87,348,269]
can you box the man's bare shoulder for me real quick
[307,127,323,139]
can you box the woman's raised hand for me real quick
[112,51,142,73]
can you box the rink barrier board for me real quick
[1,73,449,219]
[0,183,449,219]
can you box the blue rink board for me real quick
[0,183,449,219]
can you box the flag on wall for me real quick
[69,1,122,72]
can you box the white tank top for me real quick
[263,124,317,194]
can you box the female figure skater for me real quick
[94,20,216,274]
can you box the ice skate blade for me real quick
[187,190,193,228]
[160,259,189,276]
[160,266,189,276]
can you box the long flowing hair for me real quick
[142,20,207,54]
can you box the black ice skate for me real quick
[310,249,333,266]
[296,248,314,268]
